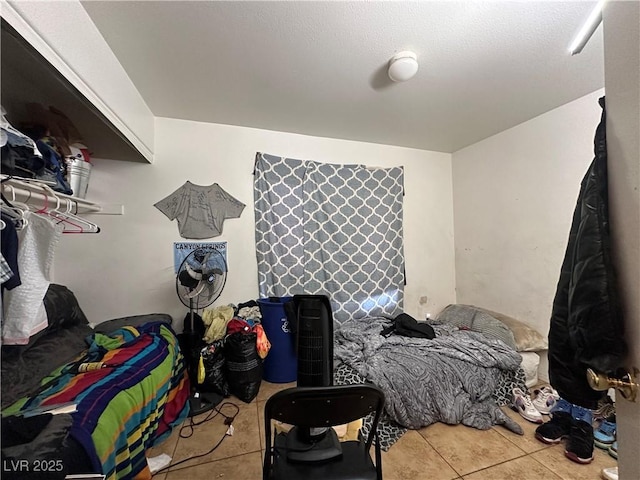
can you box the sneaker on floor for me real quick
[601,467,618,480]
[531,385,559,414]
[593,396,616,421]
[594,418,616,449]
[565,419,594,464]
[512,388,543,423]
[535,411,572,444]
[608,441,618,459]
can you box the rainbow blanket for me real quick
[4,322,190,479]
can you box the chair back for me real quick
[263,384,385,479]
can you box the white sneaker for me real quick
[512,388,543,423]
[601,467,618,480]
[532,386,560,414]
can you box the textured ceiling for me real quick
[81,1,604,153]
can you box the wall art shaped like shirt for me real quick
[154,181,245,239]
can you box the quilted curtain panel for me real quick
[254,152,405,324]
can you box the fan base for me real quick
[285,426,342,463]
[188,391,223,417]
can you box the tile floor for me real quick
[148,381,618,480]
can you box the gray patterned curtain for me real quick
[254,152,405,324]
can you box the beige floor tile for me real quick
[530,443,618,480]
[161,378,623,480]
[147,427,181,459]
[419,422,525,476]
[493,406,554,453]
[169,399,261,470]
[165,451,263,479]
[381,429,459,480]
[462,455,563,480]
[257,400,266,451]
[256,380,296,402]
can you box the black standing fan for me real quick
[286,294,341,463]
[176,248,227,416]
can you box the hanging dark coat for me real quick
[547,97,627,409]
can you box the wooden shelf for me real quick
[1,19,150,163]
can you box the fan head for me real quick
[176,248,227,309]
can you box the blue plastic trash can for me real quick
[258,297,297,383]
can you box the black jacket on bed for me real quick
[547,96,627,409]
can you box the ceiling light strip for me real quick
[568,0,607,55]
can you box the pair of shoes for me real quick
[593,396,615,421]
[535,412,594,464]
[531,385,559,414]
[564,419,594,464]
[512,388,543,423]
[601,466,618,480]
[594,416,616,449]
[535,411,572,444]
[608,441,618,459]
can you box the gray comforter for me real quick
[334,317,524,434]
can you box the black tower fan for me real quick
[295,294,334,388]
[286,294,342,463]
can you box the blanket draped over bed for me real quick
[3,322,190,480]
[334,317,525,440]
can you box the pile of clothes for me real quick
[186,300,271,404]
[1,103,90,196]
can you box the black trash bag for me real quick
[224,331,262,403]
[200,340,230,397]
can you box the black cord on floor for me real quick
[152,401,240,476]
[179,401,239,438]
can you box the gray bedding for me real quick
[334,317,524,435]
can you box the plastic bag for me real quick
[254,324,271,359]
[199,340,230,397]
[224,331,262,403]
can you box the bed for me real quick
[1,285,190,480]
[334,306,545,449]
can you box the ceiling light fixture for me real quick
[388,51,419,82]
[568,0,607,55]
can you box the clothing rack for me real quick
[1,176,101,214]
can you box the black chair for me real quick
[263,384,385,480]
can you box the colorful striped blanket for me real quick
[3,322,190,480]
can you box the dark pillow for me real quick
[1,284,88,360]
[42,284,89,331]
[1,323,93,409]
[93,313,173,334]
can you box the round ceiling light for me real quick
[387,51,419,82]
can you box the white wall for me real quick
[53,120,455,327]
[451,89,605,381]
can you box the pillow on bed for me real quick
[93,313,173,334]
[435,304,517,350]
[472,307,548,352]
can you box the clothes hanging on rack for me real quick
[0,255,13,285]
[1,211,21,292]
[2,211,63,345]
